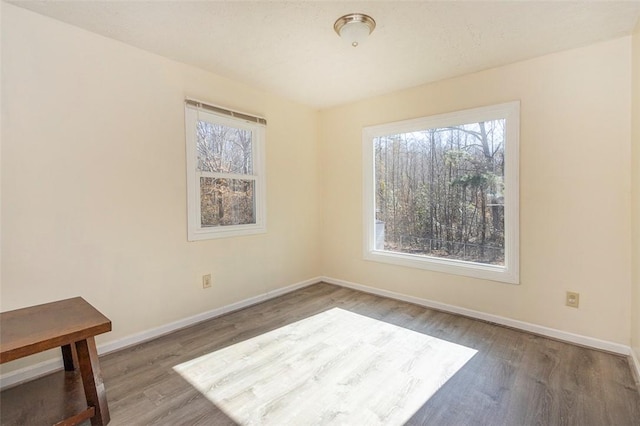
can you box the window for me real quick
[185,100,266,240]
[363,102,519,283]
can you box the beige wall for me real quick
[631,22,640,362]
[320,37,633,345]
[0,4,320,371]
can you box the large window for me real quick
[185,101,266,240]
[363,102,519,283]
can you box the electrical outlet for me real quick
[566,291,579,308]
[202,274,212,289]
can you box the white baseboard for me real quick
[0,358,64,391]
[321,276,632,356]
[98,276,320,356]
[0,277,320,390]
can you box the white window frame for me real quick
[185,102,266,241]
[362,101,520,284]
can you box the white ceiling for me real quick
[9,1,640,109]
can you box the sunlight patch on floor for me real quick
[173,308,477,425]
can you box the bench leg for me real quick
[76,337,110,425]
[61,344,75,371]
[61,343,80,371]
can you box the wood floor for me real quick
[2,283,640,425]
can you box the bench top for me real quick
[0,297,111,363]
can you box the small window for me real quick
[363,102,519,283]
[185,101,266,240]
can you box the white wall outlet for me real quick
[202,274,212,289]
[566,291,579,308]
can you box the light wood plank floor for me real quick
[2,283,640,425]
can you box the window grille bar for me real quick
[185,99,267,125]
[198,171,257,180]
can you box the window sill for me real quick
[363,249,519,284]
[188,224,266,241]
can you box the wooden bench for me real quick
[1,297,112,425]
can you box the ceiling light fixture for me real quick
[333,13,376,47]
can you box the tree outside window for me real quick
[363,102,519,284]
[185,103,266,240]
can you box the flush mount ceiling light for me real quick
[333,13,376,47]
